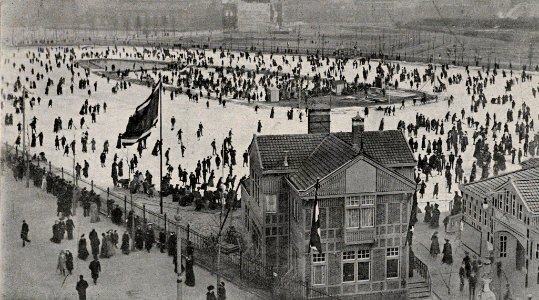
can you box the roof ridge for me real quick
[256,133,325,139]
[302,133,353,167]
[463,166,539,187]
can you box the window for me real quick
[519,204,523,220]
[347,208,360,228]
[342,250,371,283]
[265,194,277,213]
[361,207,374,227]
[312,253,327,285]
[346,195,375,229]
[500,235,507,258]
[357,250,371,281]
[536,244,539,260]
[386,247,399,279]
[342,251,356,282]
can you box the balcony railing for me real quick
[344,227,375,244]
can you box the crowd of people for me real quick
[2,40,539,300]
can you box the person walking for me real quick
[76,275,89,300]
[145,226,155,253]
[21,220,31,247]
[433,182,439,199]
[66,250,74,274]
[441,239,453,265]
[206,285,217,300]
[459,262,466,292]
[217,282,226,300]
[66,217,75,240]
[89,257,101,285]
[469,271,477,300]
[78,234,90,260]
[430,231,440,257]
[121,231,130,255]
[57,250,67,276]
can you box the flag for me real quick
[120,81,160,147]
[309,179,322,253]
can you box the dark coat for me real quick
[121,233,130,255]
[430,234,440,256]
[78,238,89,260]
[76,279,89,300]
[145,230,155,251]
[442,242,453,264]
[66,252,74,272]
[89,260,101,278]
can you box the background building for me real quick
[460,165,539,295]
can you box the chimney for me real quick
[308,104,331,134]
[352,112,365,150]
[283,151,289,167]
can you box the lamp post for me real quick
[175,207,183,300]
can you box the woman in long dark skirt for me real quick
[185,255,195,287]
[78,234,90,260]
[430,231,440,257]
[121,231,130,255]
[65,250,74,274]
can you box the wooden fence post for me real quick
[49,161,51,173]
[61,167,64,179]
[91,180,93,191]
[143,204,146,223]
[239,249,243,279]
[124,195,127,216]
[187,224,190,242]
[164,213,167,234]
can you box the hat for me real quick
[207,285,215,291]
[445,238,450,242]
[434,231,438,235]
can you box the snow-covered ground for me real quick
[1,45,538,216]
[0,172,261,300]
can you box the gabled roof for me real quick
[253,130,415,172]
[298,152,417,194]
[520,158,539,170]
[461,166,539,212]
[512,178,539,213]
[333,131,415,166]
[254,133,327,171]
[289,135,357,190]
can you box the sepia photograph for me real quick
[0,0,538,299]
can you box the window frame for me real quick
[312,253,327,286]
[386,247,400,279]
[357,250,371,282]
[345,195,375,229]
[342,250,371,283]
[499,235,507,258]
[265,194,277,213]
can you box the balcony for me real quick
[344,227,375,244]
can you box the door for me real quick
[516,241,525,271]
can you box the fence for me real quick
[2,142,274,295]
[6,28,538,72]
[411,255,432,295]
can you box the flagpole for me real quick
[159,77,164,214]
